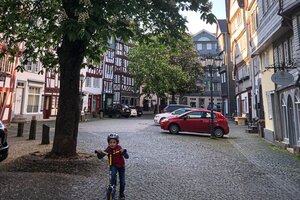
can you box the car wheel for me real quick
[115,113,121,118]
[214,127,224,138]
[169,124,179,134]
[159,117,166,124]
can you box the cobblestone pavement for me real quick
[1,115,300,200]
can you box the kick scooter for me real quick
[95,150,121,200]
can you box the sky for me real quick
[180,0,226,35]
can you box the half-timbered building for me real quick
[43,69,59,119]
[0,44,19,124]
[113,40,139,106]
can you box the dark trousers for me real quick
[110,166,125,195]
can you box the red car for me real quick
[160,109,229,137]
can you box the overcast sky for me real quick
[180,0,226,35]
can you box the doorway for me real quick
[287,95,296,147]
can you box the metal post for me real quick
[28,116,37,140]
[41,124,50,144]
[210,65,216,139]
[17,122,24,137]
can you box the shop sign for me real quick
[271,71,294,86]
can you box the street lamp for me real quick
[201,55,223,138]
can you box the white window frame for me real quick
[197,43,203,50]
[295,90,300,143]
[93,77,100,88]
[207,43,212,50]
[27,87,41,113]
[85,77,92,87]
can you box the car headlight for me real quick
[161,118,169,123]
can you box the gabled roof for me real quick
[217,19,227,33]
[192,29,216,38]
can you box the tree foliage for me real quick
[128,34,203,100]
[0,0,214,157]
[0,0,214,66]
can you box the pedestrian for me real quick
[95,133,129,200]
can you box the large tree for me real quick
[128,34,203,106]
[0,0,214,157]
[128,40,191,111]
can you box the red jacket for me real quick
[105,145,128,168]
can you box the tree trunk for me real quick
[171,92,176,104]
[50,37,87,157]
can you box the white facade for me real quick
[12,59,45,121]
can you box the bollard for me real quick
[28,116,37,140]
[17,122,25,137]
[41,124,50,144]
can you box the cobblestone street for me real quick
[1,116,300,200]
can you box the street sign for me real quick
[271,71,294,86]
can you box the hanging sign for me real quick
[271,71,294,86]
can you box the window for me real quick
[116,42,123,55]
[197,43,203,50]
[213,83,219,91]
[240,33,247,52]
[114,92,120,102]
[273,47,279,66]
[124,59,128,68]
[124,45,129,56]
[198,37,210,41]
[298,15,300,45]
[295,90,300,142]
[207,43,212,50]
[115,58,122,67]
[0,57,5,73]
[284,40,289,65]
[27,87,41,113]
[281,95,288,140]
[104,81,113,93]
[251,7,258,32]
[266,91,273,120]
[262,51,269,71]
[114,75,120,83]
[0,56,14,74]
[105,64,113,79]
[237,12,242,26]
[221,73,226,83]
[106,50,115,63]
[93,78,100,88]
[85,77,91,87]
[24,57,41,73]
[289,37,294,63]
[187,111,202,119]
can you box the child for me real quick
[95,133,129,200]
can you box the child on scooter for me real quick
[95,133,129,200]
